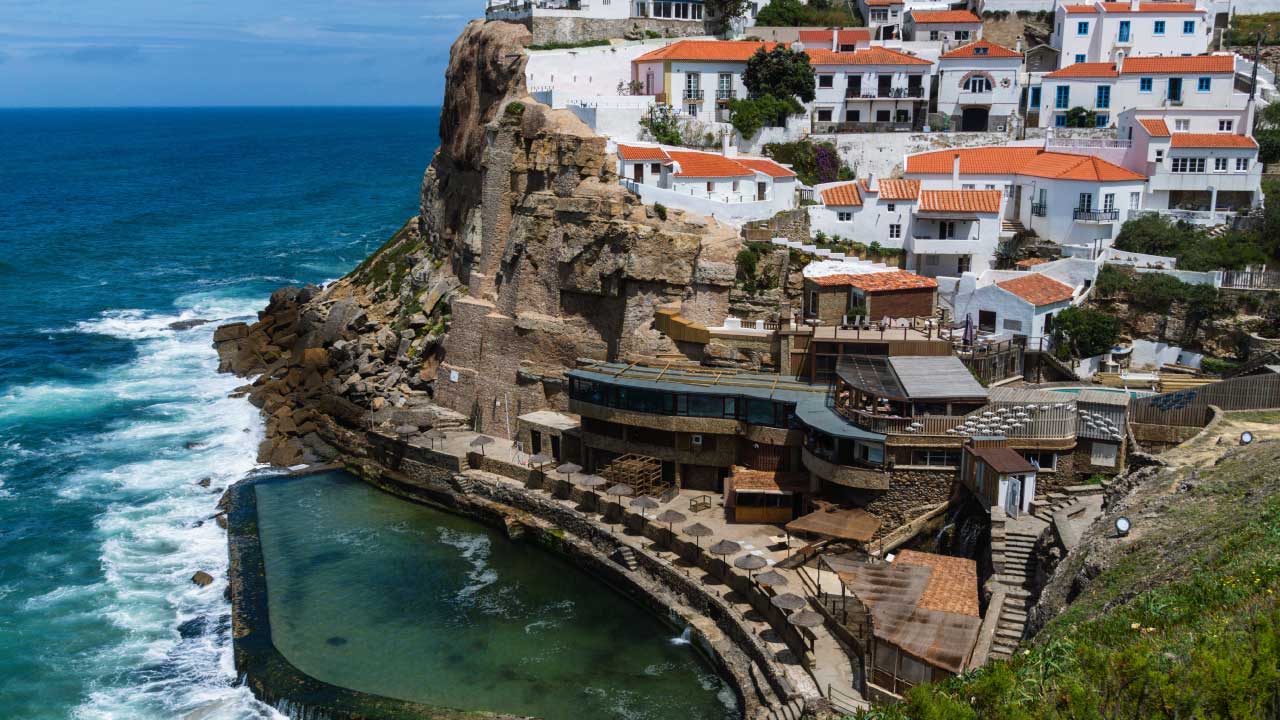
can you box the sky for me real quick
[0,0,479,107]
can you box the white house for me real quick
[796,28,872,52]
[805,46,934,132]
[904,146,1148,259]
[487,0,773,35]
[936,40,1024,132]
[1033,53,1241,129]
[904,9,983,43]
[1050,0,1210,68]
[949,270,1078,345]
[857,0,906,40]
[631,40,781,122]
[810,176,920,247]
[1120,117,1262,221]
[614,142,798,224]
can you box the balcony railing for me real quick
[848,86,925,100]
[1031,202,1048,217]
[684,88,704,101]
[1074,208,1119,222]
[716,89,736,101]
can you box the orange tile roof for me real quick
[1044,62,1119,79]
[616,144,670,161]
[820,182,863,206]
[1120,54,1234,74]
[1098,1,1201,12]
[893,550,979,617]
[1015,257,1050,268]
[997,273,1076,306]
[814,270,938,292]
[1061,3,1099,12]
[864,0,903,6]
[910,9,981,23]
[664,150,755,178]
[797,28,871,46]
[805,46,933,66]
[870,178,921,201]
[906,147,1145,182]
[632,40,781,63]
[736,157,797,178]
[1138,118,1170,137]
[919,189,1002,214]
[940,40,1022,59]
[1170,133,1258,148]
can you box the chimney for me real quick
[722,132,737,158]
[1116,49,1125,73]
[867,172,878,192]
[1130,0,1139,10]
[952,152,962,189]
[832,28,838,52]
[1015,37,1023,54]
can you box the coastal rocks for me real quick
[169,319,210,331]
[191,571,214,587]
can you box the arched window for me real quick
[964,75,993,93]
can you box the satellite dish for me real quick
[1115,516,1131,537]
[1240,431,1254,445]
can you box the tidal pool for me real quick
[254,471,739,720]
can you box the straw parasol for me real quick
[683,522,713,548]
[555,462,582,482]
[771,592,806,611]
[578,474,607,489]
[469,435,494,456]
[606,483,635,500]
[755,570,789,588]
[734,553,767,579]
[424,428,447,448]
[708,539,742,558]
[788,610,824,652]
[528,453,553,468]
[630,496,660,519]
[394,424,418,436]
[655,509,686,530]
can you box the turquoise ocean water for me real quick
[0,108,437,719]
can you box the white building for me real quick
[806,46,935,132]
[1120,118,1262,221]
[904,146,1148,259]
[631,40,782,122]
[936,40,1024,132]
[1050,0,1210,68]
[810,177,920,246]
[949,269,1079,345]
[486,0,772,36]
[614,142,798,224]
[1033,53,1241,129]
[857,0,906,40]
[904,9,984,43]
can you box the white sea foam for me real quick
[437,527,500,603]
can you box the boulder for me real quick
[212,323,250,344]
[191,571,214,587]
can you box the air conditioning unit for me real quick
[691,434,704,448]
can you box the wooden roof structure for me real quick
[786,507,882,543]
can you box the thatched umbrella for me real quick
[734,553,768,580]
[528,453,553,469]
[683,522,713,549]
[424,428,446,449]
[756,570,789,588]
[469,435,494,456]
[578,474,607,489]
[655,509,686,533]
[555,462,582,482]
[394,424,418,436]
[630,495,660,520]
[771,592,806,612]
[707,539,742,559]
[605,483,635,501]
[788,610,824,652]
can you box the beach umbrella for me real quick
[683,522,713,548]
[756,570,789,588]
[708,539,742,558]
[771,592,805,611]
[656,509,686,530]
[555,462,581,482]
[630,496,660,519]
[734,553,767,580]
[395,424,418,436]
[469,435,494,456]
[424,428,447,448]
[578,474,607,489]
[528,453,553,468]
[788,610,824,652]
[606,483,635,500]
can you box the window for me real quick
[1175,118,1190,131]
[965,75,992,93]
[717,73,732,98]
[911,449,961,467]
[1022,451,1056,470]
[731,180,739,191]
[818,74,833,88]
[1183,19,1195,34]
[1095,113,1109,127]
[1055,85,1070,109]
[939,220,957,238]
[930,30,940,41]
[1030,86,1042,107]
[1171,157,1206,173]
[1103,193,1115,210]
[1077,21,1089,35]
[1002,318,1024,332]
[1078,192,1093,210]
[1197,77,1211,92]
[1129,192,1141,210]
[876,109,891,122]
[974,46,989,56]
[962,183,976,190]
[685,103,697,116]
[1139,77,1153,93]
[837,211,853,221]
[816,108,833,122]
[895,109,909,123]
[1096,85,1111,109]
[1215,157,1228,172]
[956,30,970,40]
[650,162,661,174]
[1119,20,1131,42]
[957,255,971,273]
[1219,119,1234,132]
[1055,114,1067,127]
[887,203,896,212]
[1155,149,1164,163]
[1154,20,1165,35]
[1075,53,1086,64]
[1168,77,1183,102]
[706,181,714,192]
[889,224,902,239]
[1237,157,1250,171]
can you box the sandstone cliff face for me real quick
[216,19,743,451]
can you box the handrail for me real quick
[1073,208,1119,222]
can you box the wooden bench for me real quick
[689,494,713,513]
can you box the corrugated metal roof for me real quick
[889,356,988,400]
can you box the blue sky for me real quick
[0,0,477,106]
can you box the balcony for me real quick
[715,89,736,102]
[683,88,704,101]
[1031,202,1048,217]
[1073,208,1119,222]
[801,446,889,490]
[846,86,924,101]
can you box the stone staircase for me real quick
[988,585,1033,661]
[611,546,638,571]
[1001,219,1026,235]
[450,473,478,494]
[757,697,806,720]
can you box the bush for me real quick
[653,203,667,220]
[762,140,850,186]
[728,94,802,138]
[736,248,759,282]
[755,0,859,26]
[527,39,610,50]
[1053,306,1120,359]
[640,105,682,145]
[1130,273,1187,313]
[1064,106,1097,128]
[1200,357,1241,376]
[1094,265,1132,298]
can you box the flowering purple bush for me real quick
[814,143,840,184]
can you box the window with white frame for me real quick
[956,30,970,40]
[1129,192,1141,210]
[1237,157,1250,171]
[1219,119,1234,132]
[1002,318,1023,332]
[930,30,940,41]
[1171,157,1206,173]
[837,211,853,221]
[1078,192,1093,210]
[816,108,833,122]
[965,75,992,93]
[818,74,833,88]
[889,224,902,239]
[1214,157,1228,172]
[1022,450,1056,469]
[1155,149,1165,163]
[1175,118,1190,131]
[1103,193,1115,210]
[886,203,896,212]
[911,449,961,467]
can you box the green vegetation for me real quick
[851,442,1280,720]
[763,140,852,186]
[1200,357,1242,377]
[1225,12,1280,46]
[1063,106,1098,128]
[1113,214,1277,272]
[1052,306,1120,360]
[811,231,902,260]
[640,105,684,145]
[754,0,860,27]
[730,46,815,138]
[526,39,611,51]
[704,0,753,24]
[503,102,525,122]
[348,219,423,300]
[1091,266,1227,338]
[728,95,801,138]
[653,203,667,221]
[735,240,778,293]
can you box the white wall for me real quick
[527,39,681,97]
[665,60,751,123]
[1035,68,1244,128]
[1130,339,1203,371]
[936,57,1023,125]
[808,181,916,248]
[620,177,793,225]
[567,98,655,140]
[1051,6,1210,67]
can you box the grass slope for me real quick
[854,441,1280,720]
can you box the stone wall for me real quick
[525,16,715,46]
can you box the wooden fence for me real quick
[1129,374,1280,427]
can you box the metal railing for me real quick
[715,89,735,101]
[1073,208,1119,222]
[1031,202,1047,217]
[849,86,924,100]
[683,88,704,100]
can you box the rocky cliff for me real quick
[214,19,743,464]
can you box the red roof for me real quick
[919,189,1002,214]
[863,0,903,6]
[633,40,782,63]
[797,28,871,47]
[813,270,938,292]
[1120,54,1234,74]
[1061,3,1099,12]
[1015,257,1050,268]
[616,144,670,161]
[997,274,1076,306]
[893,550,980,617]
[805,46,933,67]
[940,40,1022,60]
[1137,118,1170,137]
[1098,1,1201,12]
[906,147,1145,182]
[820,182,863,206]
[910,9,981,23]
[1170,133,1258,149]
[1044,62,1119,79]
[665,150,755,178]
[869,178,921,201]
[736,157,797,178]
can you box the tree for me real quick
[1114,214,1195,257]
[1053,307,1120,359]
[705,0,752,24]
[1063,106,1097,128]
[755,0,859,26]
[728,95,801,138]
[640,104,682,145]
[743,46,815,104]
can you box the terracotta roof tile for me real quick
[1061,3,1099,12]
[893,550,980,617]
[939,40,1022,59]
[736,157,797,178]
[1098,1,1201,12]
[664,150,754,178]
[814,270,937,292]
[996,273,1076,306]
[863,0,903,6]
[1015,257,1050,268]
[871,178,921,200]
[1138,118,1170,137]
[910,9,981,23]
[805,46,933,66]
[729,466,811,493]
[1120,54,1234,74]
[919,189,1002,214]
[820,182,863,206]
[1170,133,1258,149]
[797,28,871,46]
[1044,62,1119,79]
[616,144,670,161]
[905,147,1145,182]
[633,40,782,63]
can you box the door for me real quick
[550,434,561,461]
[1118,20,1130,42]
[960,107,989,131]
[1167,77,1182,103]
[757,182,767,201]
[1011,184,1022,219]
[907,74,922,97]
[632,164,643,183]
[847,75,862,98]
[1004,475,1021,517]
[877,74,892,97]
[530,430,542,455]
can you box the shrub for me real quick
[736,248,759,282]
[503,101,525,121]
[743,46,816,104]
[728,94,802,138]
[653,203,667,221]
[1053,306,1120,359]
[640,105,682,145]
[1094,265,1132,298]
[1064,106,1097,128]
[1130,272,1189,313]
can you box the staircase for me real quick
[1001,219,1026,235]
[451,473,478,494]
[611,546,638,571]
[988,586,1033,660]
[758,697,806,720]
[987,512,1046,660]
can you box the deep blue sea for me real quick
[0,107,439,719]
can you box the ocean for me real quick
[0,107,439,719]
